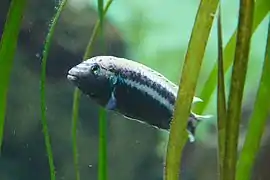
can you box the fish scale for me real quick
[67,56,211,142]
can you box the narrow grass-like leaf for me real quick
[96,0,107,179]
[98,0,104,27]
[216,5,227,180]
[236,19,270,180]
[98,108,107,180]
[40,1,68,179]
[71,89,81,180]
[164,0,218,179]
[70,1,113,180]
[223,0,254,179]
[0,0,27,152]
[83,0,113,59]
[194,0,270,114]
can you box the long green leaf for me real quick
[194,0,270,114]
[96,0,107,179]
[216,5,227,180]
[0,0,27,152]
[70,1,113,180]
[236,19,270,180]
[223,0,254,179]
[164,0,218,179]
[98,108,107,180]
[40,1,68,180]
[83,0,113,59]
[71,90,81,180]
[98,0,104,27]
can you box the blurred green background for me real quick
[0,0,269,179]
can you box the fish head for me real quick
[67,57,115,106]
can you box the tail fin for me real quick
[187,97,212,142]
[187,112,212,142]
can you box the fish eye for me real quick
[91,63,100,75]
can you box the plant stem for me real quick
[98,108,107,180]
[164,0,218,179]
[0,0,27,152]
[70,1,113,180]
[236,19,270,180]
[216,5,227,180]
[40,1,68,179]
[223,0,254,179]
[194,0,269,114]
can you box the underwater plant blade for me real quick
[71,89,81,180]
[0,0,27,152]
[70,0,113,180]
[98,108,107,180]
[83,0,113,59]
[40,0,68,179]
[223,0,255,179]
[164,0,218,179]
[98,0,104,28]
[236,19,270,180]
[194,0,270,114]
[216,5,227,180]
[96,0,108,179]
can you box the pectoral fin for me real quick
[105,90,117,110]
[105,93,117,110]
[105,75,118,110]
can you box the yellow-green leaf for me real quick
[223,0,255,179]
[216,5,227,180]
[164,0,219,179]
[236,19,270,180]
[194,0,270,114]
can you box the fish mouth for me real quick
[67,67,79,82]
[67,74,78,82]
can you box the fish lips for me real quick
[67,74,78,82]
[67,67,80,85]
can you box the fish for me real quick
[67,56,211,142]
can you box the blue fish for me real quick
[67,56,211,142]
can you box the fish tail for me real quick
[187,112,212,143]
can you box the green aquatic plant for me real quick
[0,0,269,180]
[216,5,227,180]
[39,0,113,179]
[236,19,270,180]
[97,1,108,180]
[164,0,219,179]
[98,108,107,180]
[0,0,27,153]
[40,0,68,180]
[165,0,269,179]
[71,1,113,180]
[222,0,254,179]
[194,0,270,114]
